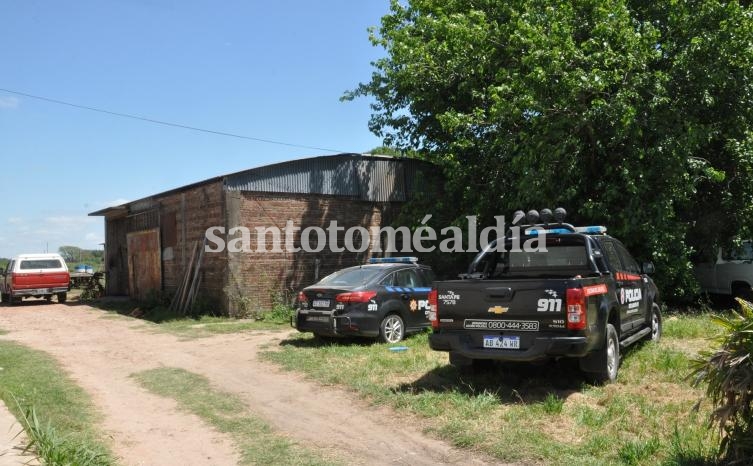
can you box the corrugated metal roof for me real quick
[224,153,431,202]
[90,153,437,217]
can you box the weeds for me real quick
[14,398,109,466]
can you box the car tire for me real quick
[57,292,67,304]
[45,295,53,303]
[379,313,404,344]
[645,303,662,343]
[593,324,619,384]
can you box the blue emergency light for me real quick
[575,226,607,234]
[527,226,607,235]
[368,257,418,264]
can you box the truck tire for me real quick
[582,323,619,384]
[0,292,7,304]
[379,313,404,344]
[57,292,67,304]
[732,284,753,303]
[644,304,662,343]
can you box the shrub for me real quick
[690,298,753,463]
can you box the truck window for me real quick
[601,241,623,271]
[614,242,640,274]
[723,242,753,261]
[20,259,63,270]
[470,238,591,278]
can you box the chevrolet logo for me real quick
[488,306,508,314]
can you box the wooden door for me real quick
[127,228,161,300]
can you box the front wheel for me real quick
[379,313,404,344]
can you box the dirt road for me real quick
[0,303,492,466]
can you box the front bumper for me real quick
[429,331,589,362]
[292,309,380,338]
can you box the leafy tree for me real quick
[58,246,82,263]
[347,0,753,301]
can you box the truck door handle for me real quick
[401,294,409,300]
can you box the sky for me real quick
[0,0,389,259]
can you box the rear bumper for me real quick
[292,309,380,338]
[11,287,68,297]
[429,331,590,361]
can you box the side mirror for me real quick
[642,262,655,275]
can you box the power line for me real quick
[0,88,346,153]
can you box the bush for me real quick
[690,298,753,463]
[262,290,295,324]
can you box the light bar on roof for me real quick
[368,257,418,264]
[575,226,607,234]
[526,226,607,235]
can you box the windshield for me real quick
[470,238,590,278]
[20,259,63,270]
[317,267,383,287]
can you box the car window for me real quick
[601,241,623,271]
[380,272,395,286]
[614,242,640,274]
[6,261,12,274]
[419,268,435,287]
[394,269,420,288]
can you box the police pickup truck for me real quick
[293,257,435,343]
[428,210,662,382]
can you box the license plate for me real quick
[307,316,330,323]
[483,336,520,349]
[312,299,330,308]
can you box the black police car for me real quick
[292,257,435,343]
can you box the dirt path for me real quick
[0,303,493,466]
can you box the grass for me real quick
[132,367,338,465]
[261,316,722,465]
[89,298,293,339]
[0,340,114,465]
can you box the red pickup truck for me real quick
[1,254,70,305]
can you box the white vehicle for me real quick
[0,254,70,305]
[696,241,753,300]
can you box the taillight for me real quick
[428,289,439,329]
[335,291,377,303]
[566,287,587,330]
[297,291,308,303]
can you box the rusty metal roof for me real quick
[90,153,437,217]
[223,153,435,202]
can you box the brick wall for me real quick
[224,192,399,311]
[158,182,226,305]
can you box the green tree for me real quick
[347,0,753,301]
[58,246,82,263]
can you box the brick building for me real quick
[89,153,437,313]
